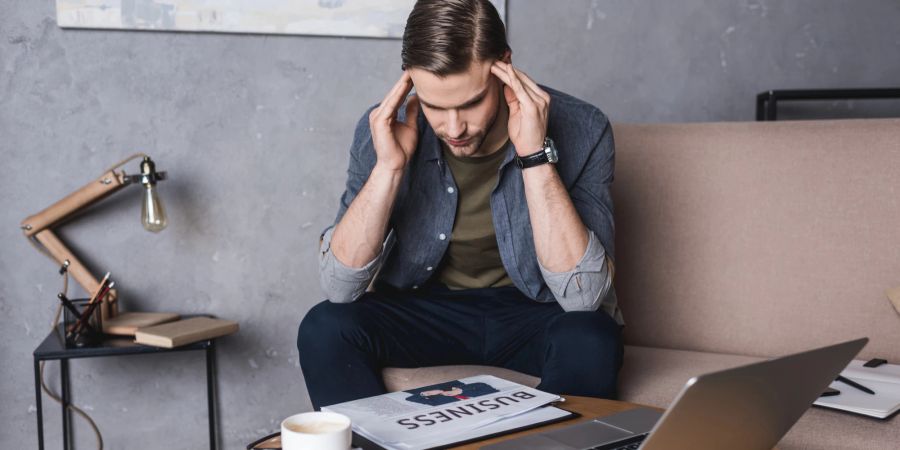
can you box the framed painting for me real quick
[56,0,507,38]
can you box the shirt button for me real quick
[426,266,433,271]
[447,187,455,194]
[439,233,447,240]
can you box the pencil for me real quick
[87,272,112,304]
[836,375,876,395]
[78,281,113,329]
[57,293,82,320]
[69,280,114,338]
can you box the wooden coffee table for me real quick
[452,395,655,449]
[249,396,781,449]
[248,396,657,449]
[455,395,778,450]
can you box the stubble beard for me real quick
[439,93,501,158]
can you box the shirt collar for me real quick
[421,129,517,169]
[422,124,443,162]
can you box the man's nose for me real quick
[447,110,466,138]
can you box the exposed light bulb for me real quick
[139,156,167,232]
[141,184,167,232]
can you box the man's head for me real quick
[419,387,464,397]
[402,0,511,157]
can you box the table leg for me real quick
[61,359,71,450]
[34,358,45,450]
[206,342,218,450]
[766,92,778,121]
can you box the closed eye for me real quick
[420,90,488,111]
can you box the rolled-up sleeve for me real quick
[539,109,623,324]
[538,231,620,320]
[319,226,396,303]
[317,105,394,303]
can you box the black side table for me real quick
[33,319,219,450]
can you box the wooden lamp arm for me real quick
[33,229,99,294]
[21,170,129,320]
[21,170,127,237]
[33,229,118,320]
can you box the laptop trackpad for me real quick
[542,420,633,448]
[543,408,662,449]
[481,434,588,450]
[598,408,663,432]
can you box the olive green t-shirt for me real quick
[437,144,514,290]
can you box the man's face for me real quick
[420,387,464,397]
[409,60,504,158]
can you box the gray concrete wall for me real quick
[2,1,898,448]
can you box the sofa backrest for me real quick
[611,119,900,361]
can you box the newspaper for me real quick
[322,375,563,449]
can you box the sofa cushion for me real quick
[382,365,540,392]
[611,119,900,362]
[618,345,764,407]
[380,345,759,400]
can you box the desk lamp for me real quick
[21,153,168,327]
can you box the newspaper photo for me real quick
[322,375,563,449]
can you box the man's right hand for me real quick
[369,71,420,171]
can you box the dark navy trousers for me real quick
[297,281,623,410]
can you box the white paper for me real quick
[813,359,900,419]
[389,406,572,450]
[323,375,561,449]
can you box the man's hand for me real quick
[490,61,550,156]
[369,71,421,171]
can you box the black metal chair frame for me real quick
[756,88,900,121]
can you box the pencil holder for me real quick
[64,298,103,348]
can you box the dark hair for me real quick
[401,0,509,76]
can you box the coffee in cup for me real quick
[281,411,351,450]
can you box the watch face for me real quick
[545,139,559,163]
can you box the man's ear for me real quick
[500,49,512,64]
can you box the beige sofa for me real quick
[383,118,900,449]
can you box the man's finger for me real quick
[495,61,549,106]
[376,72,413,121]
[490,62,512,85]
[403,94,420,130]
[491,61,524,102]
[520,78,545,107]
[502,84,520,114]
[491,64,521,106]
[514,68,550,104]
[505,64,536,108]
[492,60,512,74]
[379,72,410,107]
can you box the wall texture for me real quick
[2,1,899,448]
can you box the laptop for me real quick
[484,338,867,450]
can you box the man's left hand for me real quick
[490,61,551,156]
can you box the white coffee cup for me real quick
[281,411,352,450]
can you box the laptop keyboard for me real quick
[588,433,648,450]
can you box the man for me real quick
[404,381,499,406]
[298,0,623,411]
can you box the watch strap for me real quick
[515,148,549,169]
[515,138,555,169]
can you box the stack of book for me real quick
[322,375,576,450]
[134,317,238,348]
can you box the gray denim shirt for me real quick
[319,86,623,324]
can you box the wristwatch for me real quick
[515,137,558,169]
